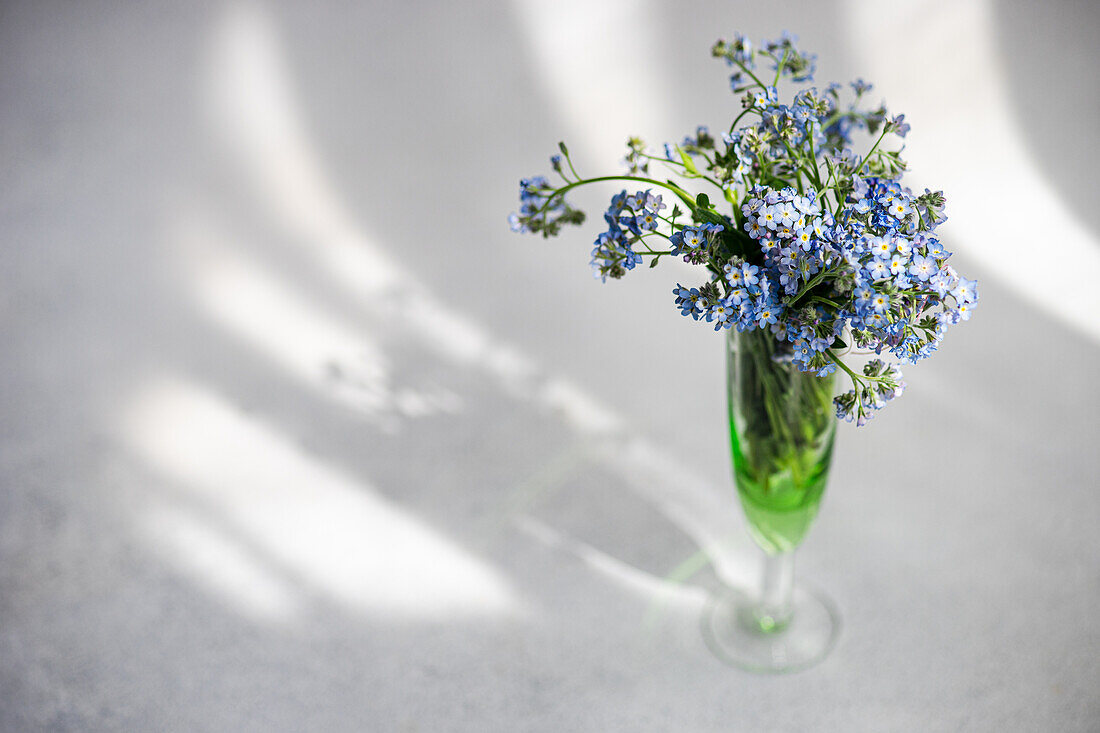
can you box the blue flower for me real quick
[954,300,976,321]
[673,284,703,319]
[758,207,779,229]
[886,114,910,137]
[637,210,659,230]
[870,237,893,258]
[952,277,978,303]
[741,263,760,287]
[756,304,781,326]
[644,191,667,212]
[866,259,890,280]
[707,300,736,330]
[508,212,530,234]
[929,269,955,297]
[887,199,913,219]
[671,225,709,256]
[776,201,799,226]
[750,86,780,110]
[684,228,706,248]
[925,239,949,259]
[909,254,936,281]
[889,254,908,276]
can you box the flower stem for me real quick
[787,269,836,306]
[771,49,789,87]
[727,107,757,135]
[535,175,696,218]
[734,59,769,90]
[862,128,889,172]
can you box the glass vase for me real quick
[703,327,840,673]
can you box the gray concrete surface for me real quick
[1,1,1098,731]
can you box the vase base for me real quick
[702,585,840,673]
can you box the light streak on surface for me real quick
[125,377,518,618]
[141,503,299,622]
[511,0,673,166]
[172,212,460,423]
[193,1,750,599]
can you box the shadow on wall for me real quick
[994,0,1100,222]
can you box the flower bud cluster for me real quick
[833,359,905,425]
[713,31,817,91]
[589,190,666,282]
[508,175,584,237]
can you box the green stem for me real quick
[734,59,769,90]
[771,48,789,87]
[820,156,841,218]
[778,139,805,195]
[747,334,796,454]
[809,295,841,309]
[787,269,836,306]
[676,168,727,192]
[825,350,897,386]
[645,150,726,191]
[779,138,822,194]
[564,154,581,181]
[533,175,697,219]
[825,350,862,398]
[862,128,889,173]
[727,107,757,134]
[806,134,824,190]
[640,152,685,167]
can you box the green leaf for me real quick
[677,146,699,175]
[695,192,711,209]
[831,337,847,349]
[722,185,738,206]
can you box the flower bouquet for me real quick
[510,32,978,672]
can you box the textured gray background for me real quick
[1,1,1098,731]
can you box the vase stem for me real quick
[754,551,795,632]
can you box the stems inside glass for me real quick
[703,328,840,672]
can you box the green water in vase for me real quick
[726,328,837,555]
